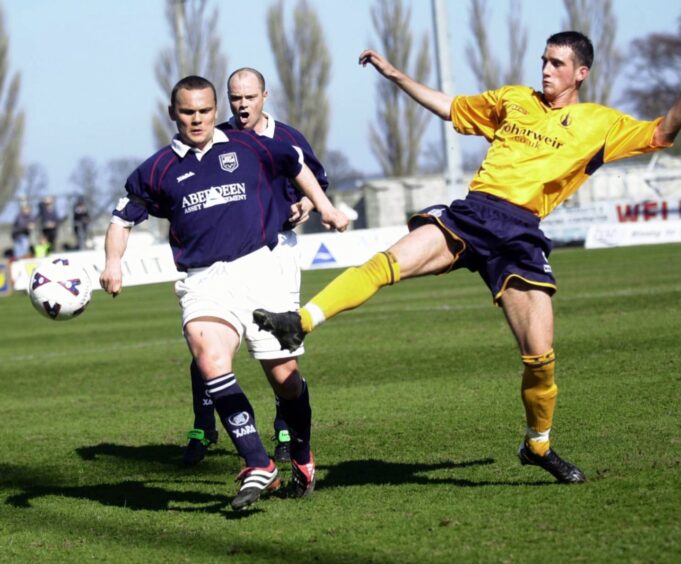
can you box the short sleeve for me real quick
[604,115,667,163]
[112,167,153,225]
[450,87,506,141]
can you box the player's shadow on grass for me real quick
[317,458,551,488]
[75,442,236,467]
[1,464,263,519]
[5,479,230,513]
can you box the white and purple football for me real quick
[28,258,92,321]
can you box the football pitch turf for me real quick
[1,243,679,562]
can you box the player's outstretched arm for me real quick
[99,222,130,297]
[293,164,349,232]
[359,49,453,121]
[654,94,681,146]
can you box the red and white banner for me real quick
[542,198,681,244]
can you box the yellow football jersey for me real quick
[451,85,669,218]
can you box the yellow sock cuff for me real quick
[381,251,401,284]
[363,251,400,286]
[521,349,555,367]
[300,308,314,333]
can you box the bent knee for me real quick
[184,318,239,378]
[391,224,456,278]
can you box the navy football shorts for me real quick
[408,191,557,303]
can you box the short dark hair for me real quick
[170,75,217,107]
[228,68,266,92]
[546,31,594,68]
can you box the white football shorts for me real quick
[174,242,303,360]
[268,229,304,354]
[273,230,302,310]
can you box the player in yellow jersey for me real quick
[254,31,681,483]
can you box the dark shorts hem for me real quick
[494,274,557,305]
[407,192,557,302]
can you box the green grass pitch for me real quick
[1,243,680,562]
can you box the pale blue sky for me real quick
[3,0,679,206]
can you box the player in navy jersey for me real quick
[182,67,329,469]
[100,75,348,510]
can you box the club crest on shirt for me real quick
[219,152,239,172]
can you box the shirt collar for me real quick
[227,111,275,139]
[171,128,229,159]
[259,111,275,138]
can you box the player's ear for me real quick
[168,104,176,121]
[576,65,589,83]
[263,89,268,103]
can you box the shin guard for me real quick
[521,349,557,455]
[205,373,269,468]
[276,380,312,464]
[190,359,216,431]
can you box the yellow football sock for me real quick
[521,349,557,456]
[300,252,400,333]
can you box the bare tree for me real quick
[16,163,48,206]
[266,0,331,161]
[153,0,228,148]
[105,158,141,197]
[504,0,528,85]
[0,3,24,213]
[562,0,621,104]
[369,0,432,177]
[623,18,681,118]
[622,17,681,155]
[419,140,445,174]
[69,157,142,224]
[69,158,98,196]
[465,0,527,91]
[69,158,101,220]
[325,150,363,188]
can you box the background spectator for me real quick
[11,201,34,259]
[38,196,62,253]
[72,196,91,250]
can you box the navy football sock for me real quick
[277,379,312,464]
[273,396,290,440]
[190,360,216,432]
[205,373,270,468]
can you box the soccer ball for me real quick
[29,258,92,321]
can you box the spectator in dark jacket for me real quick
[11,201,34,259]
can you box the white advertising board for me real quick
[10,244,184,293]
[585,221,681,249]
[296,226,408,270]
[9,226,409,293]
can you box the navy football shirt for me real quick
[220,113,328,231]
[113,129,303,270]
